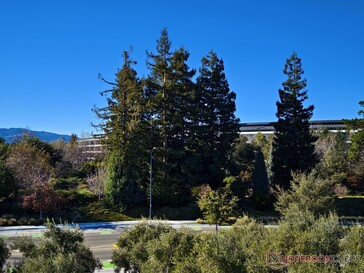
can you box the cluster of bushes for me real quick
[0,220,101,273]
[111,215,364,273]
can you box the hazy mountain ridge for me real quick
[0,128,71,143]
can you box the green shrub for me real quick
[112,221,173,272]
[340,225,364,273]
[275,172,335,217]
[192,232,246,273]
[50,177,84,190]
[0,238,10,272]
[270,206,342,272]
[0,217,16,226]
[11,220,101,273]
[141,229,196,273]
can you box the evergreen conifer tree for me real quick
[94,50,148,210]
[271,52,317,189]
[145,28,196,205]
[195,51,240,187]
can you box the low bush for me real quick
[0,238,10,272]
[11,220,101,273]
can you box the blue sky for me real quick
[0,0,363,135]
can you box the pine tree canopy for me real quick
[94,29,240,208]
[271,52,317,189]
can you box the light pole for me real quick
[149,147,156,219]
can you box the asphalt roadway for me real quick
[0,220,218,272]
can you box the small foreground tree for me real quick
[197,186,238,232]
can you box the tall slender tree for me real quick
[94,50,148,210]
[145,29,196,205]
[194,51,240,188]
[271,52,317,189]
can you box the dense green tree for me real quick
[275,172,335,216]
[252,132,273,178]
[197,185,238,232]
[112,221,173,273]
[94,50,148,210]
[232,136,256,185]
[271,52,317,189]
[315,130,349,182]
[94,30,241,208]
[250,148,270,207]
[0,140,14,200]
[145,28,196,205]
[345,101,364,183]
[141,229,195,273]
[194,51,240,188]
[0,163,13,200]
[231,136,270,204]
[12,220,101,273]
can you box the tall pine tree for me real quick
[194,51,240,188]
[271,52,317,189]
[146,28,196,205]
[94,51,148,210]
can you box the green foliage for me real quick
[232,136,270,206]
[0,238,10,273]
[0,162,13,200]
[197,186,238,232]
[252,133,273,165]
[11,220,101,273]
[340,225,364,272]
[112,221,173,272]
[146,29,197,205]
[275,172,335,216]
[315,131,349,182]
[82,202,132,222]
[103,151,144,211]
[94,50,149,210]
[344,101,364,184]
[110,217,364,273]
[223,176,249,199]
[95,29,240,207]
[231,216,272,273]
[193,51,240,188]
[192,232,245,273]
[251,149,269,203]
[21,137,62,167]
[348,131,364,162]
[233,136,256,182]
[271,52,317,189]
[141,229,196,273]
[50,177,83,190]
[272,208,342,273]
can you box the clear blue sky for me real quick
[0,0,363,135]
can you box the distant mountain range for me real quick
[0,128,71,143]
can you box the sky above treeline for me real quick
[0,0,363,135]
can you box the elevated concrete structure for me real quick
[78,120,347,154]
[239,120,346,142]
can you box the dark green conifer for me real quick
[94,50,147,209]
[195,51,240,187]
[146,29,196,205]
[271,52,317,189]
